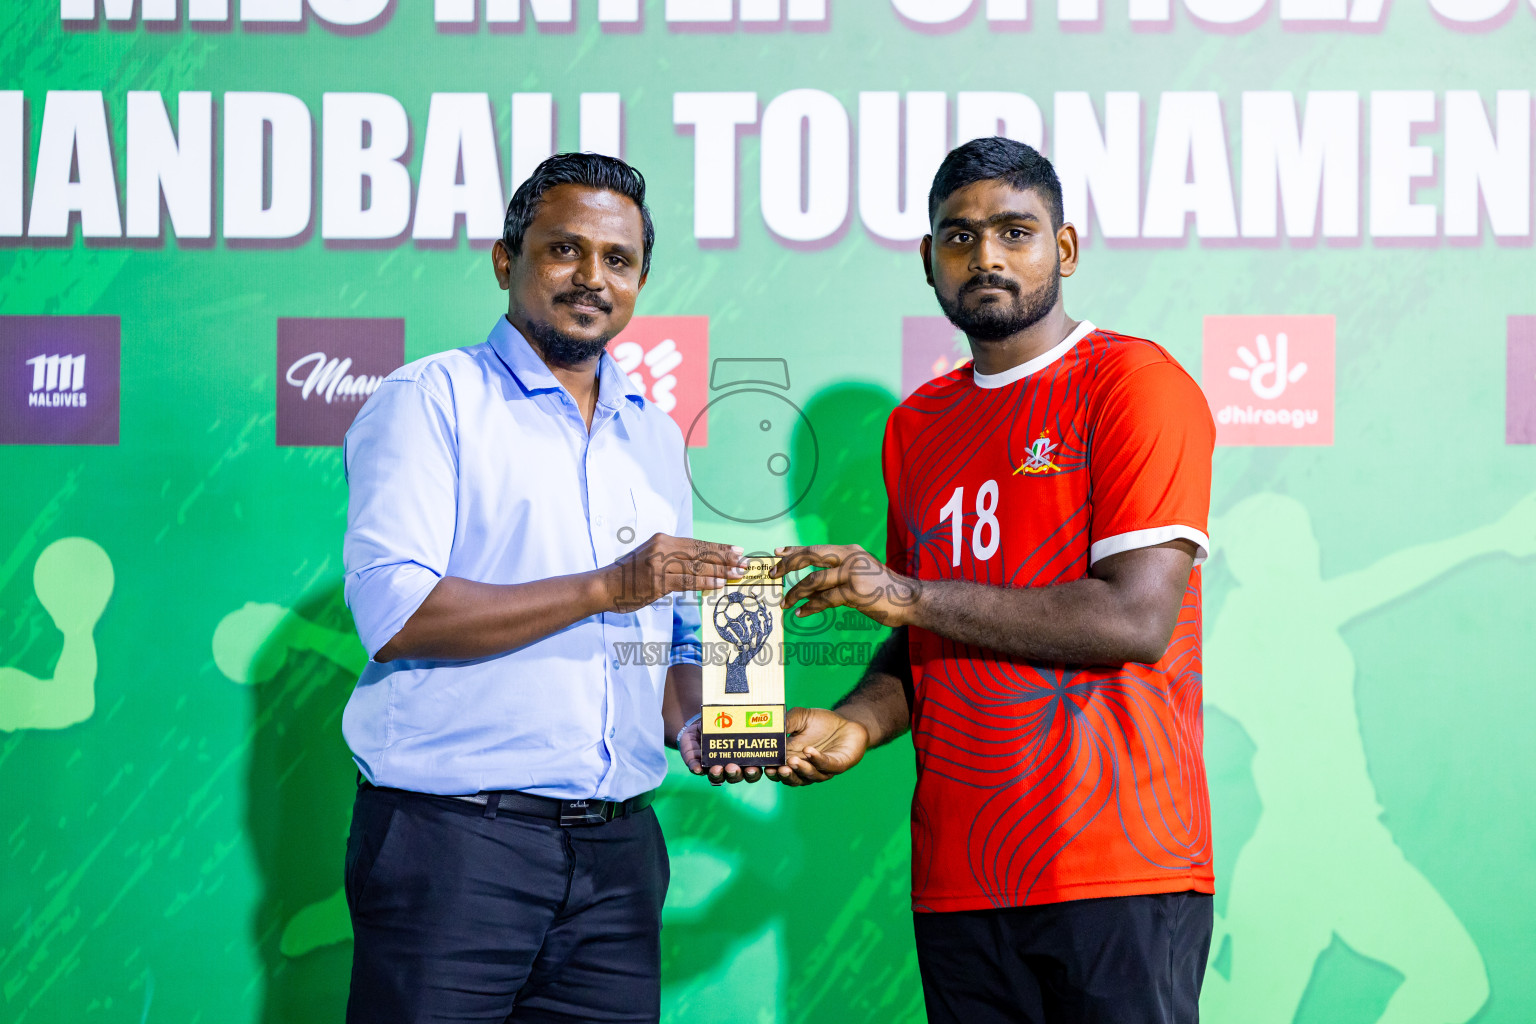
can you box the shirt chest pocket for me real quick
[620,486,681,622]
[624,485,679,552]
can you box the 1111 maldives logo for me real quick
[1203,315,1335,446]
[0,316,120,445]
[27,354,89,407]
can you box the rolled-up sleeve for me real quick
[669,477,703,667]
[343,377,458,660]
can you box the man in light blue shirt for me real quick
[339,153,747,1024]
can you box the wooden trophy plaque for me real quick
[700,557,785,768]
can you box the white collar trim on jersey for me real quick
[971,320,1096,390]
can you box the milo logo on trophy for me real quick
[700,557,785,768]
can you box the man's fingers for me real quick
[773,765,806,786]
[685,538,748,565]
[784,706,817,735]
[782,565,850,609]
[663,572,731,594]
[782,753,832,783]
[782,570,838,606]
[772,545,848,574]
[659,558,743,581]
[703,760,765,784]
[791,583,861,618]
[680,735,704,775]
[799,745,843,780]
[792,595,832,617]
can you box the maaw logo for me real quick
[285,352,385,405]
[1,317,119,445]
[1204,315,1334,446]
[608,316,709,445]
[713,710,734,729]
[277,318,404,447]
[1013,430,1063,476]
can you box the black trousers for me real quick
[344,785,669,1024]
[914,891,1213,1024]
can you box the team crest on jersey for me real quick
[1013,431,1063,475]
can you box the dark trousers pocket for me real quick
[344,787,399,911]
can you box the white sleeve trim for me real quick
[1090,525,1210,567]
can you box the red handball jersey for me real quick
[884,321,1216,912]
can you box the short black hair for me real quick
[927,137,1064,231]
[502,152,655,276]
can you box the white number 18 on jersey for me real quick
[939,480,1001,567]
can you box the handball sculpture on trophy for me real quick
[714,591,772,694]
[700,557,786,768]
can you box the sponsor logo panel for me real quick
[0,316,120,446]
[277,317,405,447]
[1203,315,1335,446]
[608,316,709,445]
[901,316,969,400]
[1507,316,1536,445]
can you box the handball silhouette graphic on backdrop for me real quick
[213,601,364,959]
[0,537,113,732]
[656,380,919,1024]
[1200,491,1536,1024]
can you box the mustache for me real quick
[960,273,1021,297]
[553,289,612,314]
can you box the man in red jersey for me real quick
[766,137,1216,1023]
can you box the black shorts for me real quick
[913,891,1213,1024]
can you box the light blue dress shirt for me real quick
[340,317,702,800]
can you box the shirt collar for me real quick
[489,316,646,414]
[971,320,1096,390]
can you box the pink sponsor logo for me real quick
[1203,315,1335,447]
[901,316,970,400]
[608,316,709,446]
[1507,316,1536,445]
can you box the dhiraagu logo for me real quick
[713,710,734,729]
[746,710,774,728]
[1203,315,1334,447]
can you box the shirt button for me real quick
[611,658,621,670]
[608,728,617,738]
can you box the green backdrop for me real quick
[2,1,1534,1022]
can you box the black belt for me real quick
[361,779,656,827]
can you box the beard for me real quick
[936,267,1060,342]
[523,289,616,366]
[525,319,609,366]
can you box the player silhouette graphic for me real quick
[0,537,114,732]
[1200,491,1536,1024]
[713,590,772,693]
[213,601,367,958]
